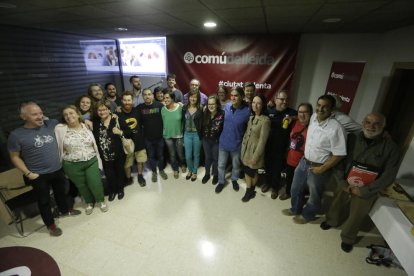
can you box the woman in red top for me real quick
[280,103,313,200]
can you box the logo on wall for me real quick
[325,61,366,114]
[168,35,299,100]
[184,52,194,64]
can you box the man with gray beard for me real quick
[320,112,400,253]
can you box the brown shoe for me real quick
[281,209,295,216]
[261,184,270,193]
[293,215,309,224]
[279,193,291,200]
[271,189,278,199]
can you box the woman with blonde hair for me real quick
[55,105,107,215]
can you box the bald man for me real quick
[320,113,400,253]
[7,102,80,236]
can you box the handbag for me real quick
[115,117,135,155]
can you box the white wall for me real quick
[292,26,414,178]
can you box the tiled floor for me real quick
[0,167,406,276]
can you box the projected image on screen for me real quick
[118,37,166,75]
[80,39,119,72]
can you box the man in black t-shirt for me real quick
[116,91,147,186]
[137,88,167,182]
[263,91,297,199]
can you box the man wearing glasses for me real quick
[263,91,297,199]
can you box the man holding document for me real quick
[320,112,400,252]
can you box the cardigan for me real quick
[54,123,103,169]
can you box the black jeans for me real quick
[264,144,286,191]
[28,169,69,227]
[102,157,126,194]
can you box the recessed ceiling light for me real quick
[322,18,342,23]
[115,27,128,31]
[204,22,217,28]
[0,3,17,8]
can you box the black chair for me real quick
[0,169,39,236]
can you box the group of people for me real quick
[7,73,400,255]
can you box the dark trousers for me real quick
[285,164,296,195]
[145,138,165,172]
[203,138,219,177]
[28,169,69,227]
[265,152,285,191]
[103,157,126,195]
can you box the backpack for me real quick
[365,244,403,269]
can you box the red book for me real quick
[347,163,379,187]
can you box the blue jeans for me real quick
[218,148,241,185]
[203,138,219,177]
[290,157,331,221]
[145,138,165,172]
[164,138,185,172]
[184,132,201,174]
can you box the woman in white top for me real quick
[55,105,107,215]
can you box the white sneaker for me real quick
[99,202,108,212]
[85,204,93,215]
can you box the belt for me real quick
[303,158,323,167]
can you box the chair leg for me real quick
[12,212,25,237]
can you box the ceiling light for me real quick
[115,27,128,31]
[204,22,217,28]
[0,3,17,8]
[322,18,342,23]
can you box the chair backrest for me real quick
[0,168,33,224]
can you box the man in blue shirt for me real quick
[215,86,250,194]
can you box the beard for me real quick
[363,128,382,139]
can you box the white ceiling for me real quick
[0,0,413,38]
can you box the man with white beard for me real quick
[320,112,400,253]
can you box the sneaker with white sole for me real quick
[99,202,108,212]
[85,204,93,215]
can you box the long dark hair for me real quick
[186,90,201,110]
[251,94,268,116]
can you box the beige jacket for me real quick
[241,115,270,169]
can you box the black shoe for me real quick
[341,242,353,253]
[60,209,82,217]
[186,173,192,180]
[108,193,116,202]
[320,221,332,230]
[271,189,278,199]
[202,175,210,184]
[212,175,218,185]
[118,192,124,200]
[242,187,256,202]
[125,177,133,186]
[137,175,146,187]
[215,184,225,194]
[232,180,239,191]
[261,184,271,193]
